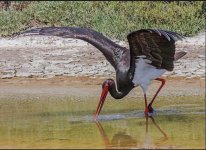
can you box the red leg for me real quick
[148,78,165,113]
[144,93,149,116]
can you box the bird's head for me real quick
[94,79,115,119]
[102,78,134,99]
[102,79,115,90]
[94,78,134,119]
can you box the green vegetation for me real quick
[0,1,205,40]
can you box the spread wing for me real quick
[127,29,185,71]
[13,27,126,69]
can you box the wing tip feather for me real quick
[174,51,187,61]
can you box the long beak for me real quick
[94,83,109,120]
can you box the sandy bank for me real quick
[0,32,205,79]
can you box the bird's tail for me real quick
[174,51,187,61]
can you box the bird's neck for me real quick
[109,81,134,99]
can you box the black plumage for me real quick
[17,27,187,118]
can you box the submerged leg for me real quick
[148,78,165,113]
[145,115,149,133]
[150,116,168,139]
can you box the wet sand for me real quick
[0,76,205,98]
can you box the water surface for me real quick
[0,95,205,149]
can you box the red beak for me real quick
[94,82,109,120]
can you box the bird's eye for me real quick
[107,79,114,86]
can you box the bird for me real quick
[16,27,187,119]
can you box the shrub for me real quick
[0,1,205,40]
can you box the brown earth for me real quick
[0,76,204,98]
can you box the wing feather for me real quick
[127,29,185,71]
[14,27,128,69]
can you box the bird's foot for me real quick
[148,105,156,117]
[148,105,154,113]
[93,114,98,121]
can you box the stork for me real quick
[17,27,186,119]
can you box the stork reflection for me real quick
[95,116,168,149]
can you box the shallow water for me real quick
[0,95,205,149]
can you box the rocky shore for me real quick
[0,32,205,79]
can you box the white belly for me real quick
[132,56,166,93]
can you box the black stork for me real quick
[17,27,187,119]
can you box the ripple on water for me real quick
[68,107,205,123]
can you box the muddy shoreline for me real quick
[0,76,204,98]
[0,32,205,79]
